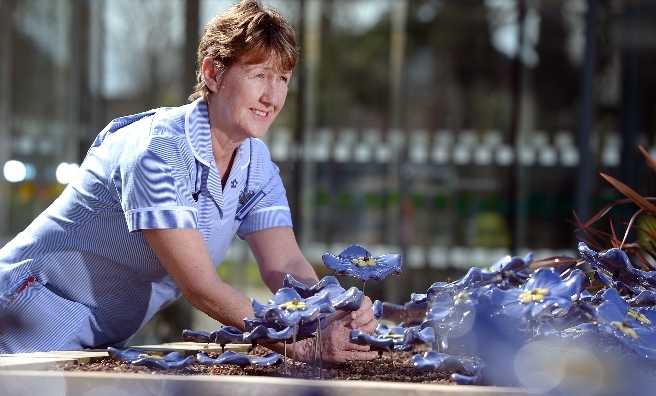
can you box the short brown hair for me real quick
[188,0,299,102]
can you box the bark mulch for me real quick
[47,345,455,385]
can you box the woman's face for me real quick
[212,55,291,141]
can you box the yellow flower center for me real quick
[382,332,404,339]
[519,288,550,304]
[455,291,469,303]
[279,298,307,311]
[612,321,638,339]
[628,310,651,324]
[351,256,376,267]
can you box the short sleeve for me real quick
[236,173,292,238]
[111,115,198,232]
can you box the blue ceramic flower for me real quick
[243,317,320,340]
[107,347,196,370]
[412,350,482,376]
[594,298,656,361]
[322,245,402,281]
[281,275,363,311]
[283,274,342,298]
[488,268,587,321]
[210,326,244,345]
[197,351,282,367]
[315,283,363,312]
[579,242,656,291]
[182,329,213,343]
[252,287,334,327]
[350,323,435,352]
[242,325,294,343]
[349,329,394,351]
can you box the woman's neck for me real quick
[206,95,246,189]
[211,129,241,189]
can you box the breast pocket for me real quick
[0,277,94,353]
[235,190,266,221]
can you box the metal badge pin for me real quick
[239,190,255,205]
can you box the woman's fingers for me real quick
[349,296,375,329]
[319,316,379,363]
[349,343,372,352]
[358,317,378,334]
[350,308,375,329]
[351,295,373,319]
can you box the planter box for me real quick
[0,369,539,396]
[0,346,538,396]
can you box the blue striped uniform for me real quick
[0,99,292,353]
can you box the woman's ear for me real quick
[202,57,220,93]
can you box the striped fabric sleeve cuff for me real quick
[237,206,292,238]
[125,206,198,232]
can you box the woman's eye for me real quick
[279,76,289,83]
[254,73,264,79]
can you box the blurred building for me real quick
[2,0,656,341]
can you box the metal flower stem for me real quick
[318,321,323,378]
[360,279,367,379]
[313,328,318,378]
[283,341,288,375]
[292,324,298,376]
[312,326,319,377]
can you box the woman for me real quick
[0,0,377,362]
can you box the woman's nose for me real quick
[261,79,283,107]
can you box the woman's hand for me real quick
[295,296,378,363]
[245,227,378,362]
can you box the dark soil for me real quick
[48,345,455,385]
